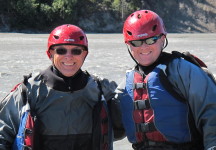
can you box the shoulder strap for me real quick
[157,52,187,102]
[85,71,104,101]
[86,72,110,150]
[160,52,204,144]
[21,73,32,105]
[161,50,216,102]
[172,51,207,67]
[171,51,216,83]
[94,77,104,98]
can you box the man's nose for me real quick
[65,50,73,57]
[140,42,149,49]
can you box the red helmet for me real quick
[123,10,167,43]
[46,24,88,58]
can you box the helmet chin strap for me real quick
[162,36,168,50]
[126,36,169,67]
[126,44,139,66]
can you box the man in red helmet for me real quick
[115,10,216,150]
[0,24,124,150]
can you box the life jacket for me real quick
[120,51,209,149]
[120,64,192,145]
[132,70,166,143]
[12,74,112,150]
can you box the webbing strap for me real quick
[133,83,146,89]
[21,73,32,105]
[134,100,150,110]
[132,140,195,150]
[136,122,156,132]
[103,135,109,144]
[23,145,32,150]
[25,128,33,134]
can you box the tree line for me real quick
[0,0,144,32]
[1,0,215,33]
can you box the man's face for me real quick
[129,35,165,66]
[50,45,88,77]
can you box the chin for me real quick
[140,62,153,66]
[62,72,75,77]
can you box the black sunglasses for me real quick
[54,48,84,55]
[129,34,163,47]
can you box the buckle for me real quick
[23,145,32,150]
[25,128,33,134]
[136,122,156,132]
[133,83,146,89]
[134,100,150,110]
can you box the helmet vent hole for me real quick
[54,35,59,39]
[130,14,134,17]
[80,36,84,40]
[137,14,141,19]
[145,10,148,13]
[127,31,132,36]
[152,25,157,31]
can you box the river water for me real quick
[0,33,216,149]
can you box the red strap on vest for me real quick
[24,112,35,148]
[133,72,166,142]
[100,106,109,150]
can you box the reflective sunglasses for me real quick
[129,34,163,47]
[54,48,84,55]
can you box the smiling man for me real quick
[0,24,123,150]
[114,10,216,150]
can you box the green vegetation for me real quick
[0,0,137,32]
[0,0,215,33]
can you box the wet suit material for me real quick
[39,66,92,150]
[43,66,89,92]
[0,65,117,150]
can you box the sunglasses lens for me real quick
[71,49,83,55]
[145,37,157,45]
[55,48,83,55]
[130,41,143,47]
[130,35,162,47]
[56,48,67,55]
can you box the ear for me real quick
[161,35,166,41]
[160,35,167,50]
[82,50,88,60]
[49,50,55,60]
[83,50,88,57]
[160,35,165,44]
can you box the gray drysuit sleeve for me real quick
[0,84,24,150]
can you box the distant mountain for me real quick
[78,0,216,33]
